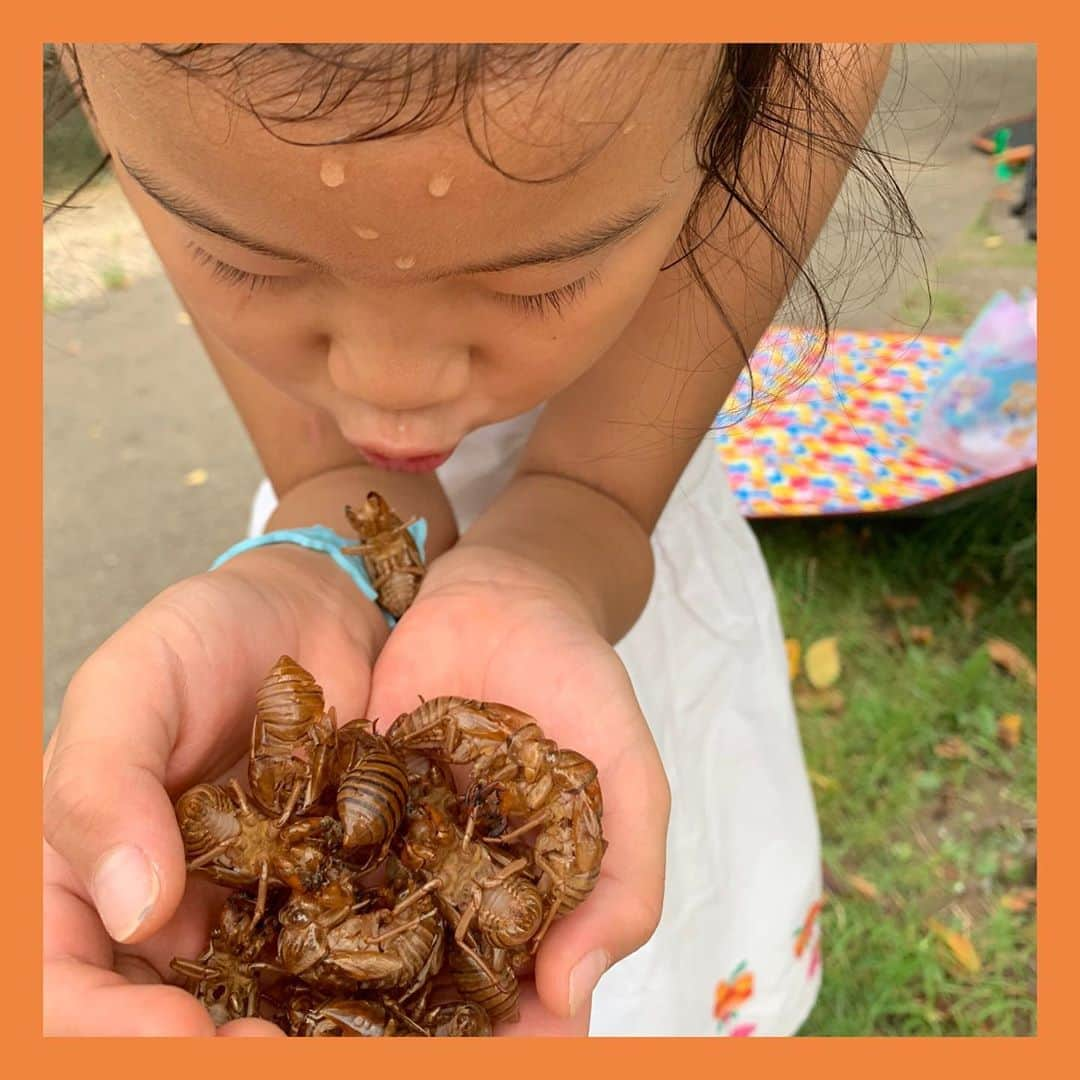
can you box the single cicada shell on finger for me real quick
[342,492,425,619]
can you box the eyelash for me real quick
[186,243,284,293]
[494,270,601,318]
[186,240,601,316]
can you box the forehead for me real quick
[79,44,712,277]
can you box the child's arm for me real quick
[460,45,892,641]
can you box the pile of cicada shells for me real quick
[169,494,606,1037]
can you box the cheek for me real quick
[167,260,325,385]
[497,258,660,393]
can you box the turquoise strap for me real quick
[209,521,428,626]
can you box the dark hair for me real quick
[44,44,921,418]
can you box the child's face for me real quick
[79,46,711,469]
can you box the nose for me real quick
[325,310,471,413]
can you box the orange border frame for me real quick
[17,7,1068,1077]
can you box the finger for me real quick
[495,982,590,1037]
[45,840,215,990]
[44,956,216,1036]
[532,725,669,1019]
[42,573,303,945]
[218,1018,288,1038]
[532,870,662,1020]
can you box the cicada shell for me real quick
[342,492,426,619]
[249,656,338,817]
[335,719,410,863]
[177,783,243,868]
[447,940,520,1024]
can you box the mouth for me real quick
[355,445,455,473]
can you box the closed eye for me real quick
[185,242,290,293]
[493,270,601,318]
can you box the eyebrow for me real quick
[117,152,665,278]
[118,153,314,263]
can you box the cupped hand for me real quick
[367,544,671,1037]
[43,546,387,1036]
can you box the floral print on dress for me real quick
[714,962,755,1035]
[794,897,825,982]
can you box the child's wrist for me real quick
[453,472,655,643]
[425,541,603,636]
[211,543,390,650]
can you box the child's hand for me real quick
[42,546,388,1036]
[367,544,670,1037]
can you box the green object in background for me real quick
[994,128,1015,181]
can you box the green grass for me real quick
[754,473,1036,1035]
[100,262,130,291]
[43,48,107,201]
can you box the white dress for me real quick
[248,410,824,1037]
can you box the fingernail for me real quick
[90,844,160,942]
[568,949,610,1017]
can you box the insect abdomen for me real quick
[337,745,409,851]
[376,570,421,619]
[448,946,520,1024]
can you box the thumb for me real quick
[43,573,298,944]
[532,874,664,1021]
[531,737,670,1020]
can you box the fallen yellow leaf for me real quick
[997,713,1023,749]
[184,467,209,487]
[785,639,802,681]
[847,873,880,901]
[908,626,935,646]
[808,770,837,791]
[986,638,1036,687]
[805,637,841,689]
[934,736,974,760]
[883,594,920,613]
[1000,888,1037,913]
[928,918,982,973]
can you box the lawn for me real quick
[756,474,1036,1035]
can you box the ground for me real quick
[43,45,1037,1035]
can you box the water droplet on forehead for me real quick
[428,173,454,198]
[320,160,346,188]
[394,255,417,270]
[352,226,380,240]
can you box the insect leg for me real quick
[170,958,214,980]
[366,909,437,946]
[228,778,251,814]
[453,893,481,946]
[382,998,431,1037]
[187,840,233,870]
[479,857,529,886]
[275,778,303,826]
[390,877,441,917]
[529,893,563,953]
[484,808,550,844]
[252,860,270,928]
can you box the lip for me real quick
[356,445,456,473]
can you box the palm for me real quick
[44,559,383,1036]
[368,555,669,1035]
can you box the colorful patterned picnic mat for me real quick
[712,328,1034,517]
